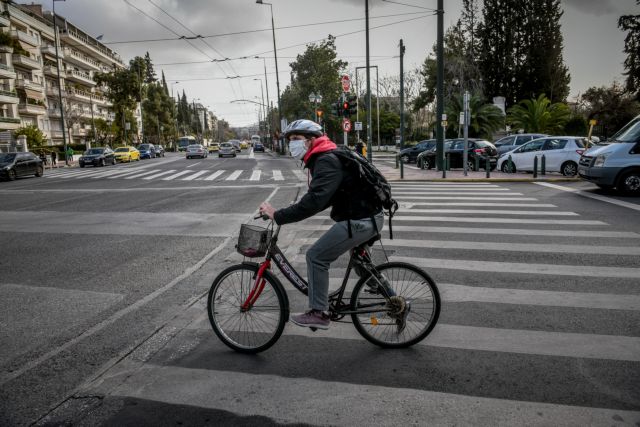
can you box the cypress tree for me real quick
[144,52,157,83]
[619,1,640,99]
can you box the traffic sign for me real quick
[589,119,597,126]
[341,75,350,92]
[355,121,362,131]
[342,118,352,132]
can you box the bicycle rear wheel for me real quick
[350,262,440,348]
[208,264,287,353]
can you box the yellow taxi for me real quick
[113,146,140,162]
[208,143,220,153]
[240,140,249,149]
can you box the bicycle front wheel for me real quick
[208,264,287,353]
[350,262,440,348]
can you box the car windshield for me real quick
[139,144,150,149]
[474,140,492,147]
[0,153,16,162]
[221,143,231,148]
[610,116,640,143]
[84,149,103,155]
[115,148,129,152]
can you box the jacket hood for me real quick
[303,135,337,164]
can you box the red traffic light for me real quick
[342,102,349,110]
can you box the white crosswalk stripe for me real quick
[123,169,161,179]
[161,170,193,180]
[70,181,640,426]
[142,170,177,180]
[181,170,209,181]
[204,170,225,181]
[249,170,261,181]
[272,169,284,180]
[225,170,243,180]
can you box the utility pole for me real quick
[52,0,68,165]
[436,0,445,174]
[138,66,144,143]
[399,39,405,180]
[365,0,372,162]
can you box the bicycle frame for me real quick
[241,222,391,317]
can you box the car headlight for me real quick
[593,154,609,167]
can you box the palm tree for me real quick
[507,94,570,134]
[445,93,504,139]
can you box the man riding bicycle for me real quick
[259,119,384,330]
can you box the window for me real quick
[517,140,545,153]
[495,136,514,147]
[515,135,533,145]
[543,139,568,150]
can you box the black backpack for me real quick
[331,146,399,239]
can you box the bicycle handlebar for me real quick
[254,213,270,221]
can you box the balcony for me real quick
[12,54,40,70]
[47,108,62,118]
[46,86,66,98]
[43,64,59,76]
[59,29,123,67]
[18,102,46,115]
[0,89,19,104]
[40,45,61,57]
[0,63,16,79]
[0,15,10,27]
[91,94,107,105]
[11,30,39,47]
[16,78,44,92]
[63,48,100,71]
[0,117,22,130]
[66,87,90,101]
[65,69,95,86]
[48,130,64,139]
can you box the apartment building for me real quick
[0,1,131,148]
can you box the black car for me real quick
[153,145,165,157]
[399,139,436,163]
[0,152,44,181]
[418,139,499,171]
[79,147,116,167]
[254,142,265,152]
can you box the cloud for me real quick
[562,0,617,16]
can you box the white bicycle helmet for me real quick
[283,119,323,139]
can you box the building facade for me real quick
[0,1,133,149]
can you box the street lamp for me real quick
[308,93,322,122]
[253,78,267,141]
[254,56,272,145]
[52,0,68,165]
[256,0,282,153]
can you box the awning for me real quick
[21,88,44,100]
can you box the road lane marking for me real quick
[315,215,606,225]
[392,256,640,278]
[123,169,162,179]
[292,170,306,181]
[535,182,640,212]
[400,202,556,207]
[181,170,209,181]
[107,169,152,179]
[161,170,193,180]
[186,161,201,168]
[396,196,539,201]
[273,170,284,181]
[393,192,524,196]
[142,170,177,180]
[249,170,261,181]
[204,170,225,181]
[392,185,503,189]
[401,208,579,216]
[225,170,243,180]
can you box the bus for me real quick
[177,136,196,152]
[250,135,261,146]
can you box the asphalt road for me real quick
[0,150,639,426]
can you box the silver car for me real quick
[186,144,208,159]
[218,142,236,158]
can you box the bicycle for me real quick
[207,214,441,354]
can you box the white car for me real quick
[497,136,587,176]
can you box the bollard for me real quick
[474,156,479,171]
[541,154,546,175]
[446,153,451,171]
[533,155,538,178]
[507,155,513,173]
[486,157,490,178]
[395,153,399,169]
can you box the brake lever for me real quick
[253,213,270,221]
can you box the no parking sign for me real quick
[342,118,352,132]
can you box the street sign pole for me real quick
[463,90,470,176]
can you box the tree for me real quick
[280,35,347,137]
[507,94,570,134]
[144,52,157,83]
[13,125,46,149]
[86,118,112,146]
[478,0,570,107]
[581,82,640,137]
[619,1,640,99]
[445,93,505,139]
[142,83,176,144]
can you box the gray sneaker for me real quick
[290,310,330,330]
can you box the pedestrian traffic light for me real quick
[347,94,358,115]
[342,100,350,117]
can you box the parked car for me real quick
[138,143,156,159]
[186,144,208,159]
[0,152,44,181]
[253,142,265,152]
[579,115,640,194]
[153,145,165,157]
[208,143,220,153]
[498,136,585,176]
[493,133,548,155]
[399,139,436,163]
[418,139,499,171]
[218,142,236,158]
[113,146,140,163]
[229,139,241,153]
[79,147,116,167]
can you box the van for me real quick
[578,115,640,194]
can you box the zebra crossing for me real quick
[77,181,640,425]
[42,165,305,183]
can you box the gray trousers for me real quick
[306,212,384,311]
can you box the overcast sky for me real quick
[47,0,638,127]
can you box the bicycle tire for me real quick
[350,262,440,348]
[208,263,288,353]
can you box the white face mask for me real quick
[289,139,307,160]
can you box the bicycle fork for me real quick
[240,260,271,311]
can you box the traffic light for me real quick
[347,94,358,115]
[342,100,350,117]
[330,102,342,116]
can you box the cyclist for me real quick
[259,119,384,330]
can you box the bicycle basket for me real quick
[236,224,272,257]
